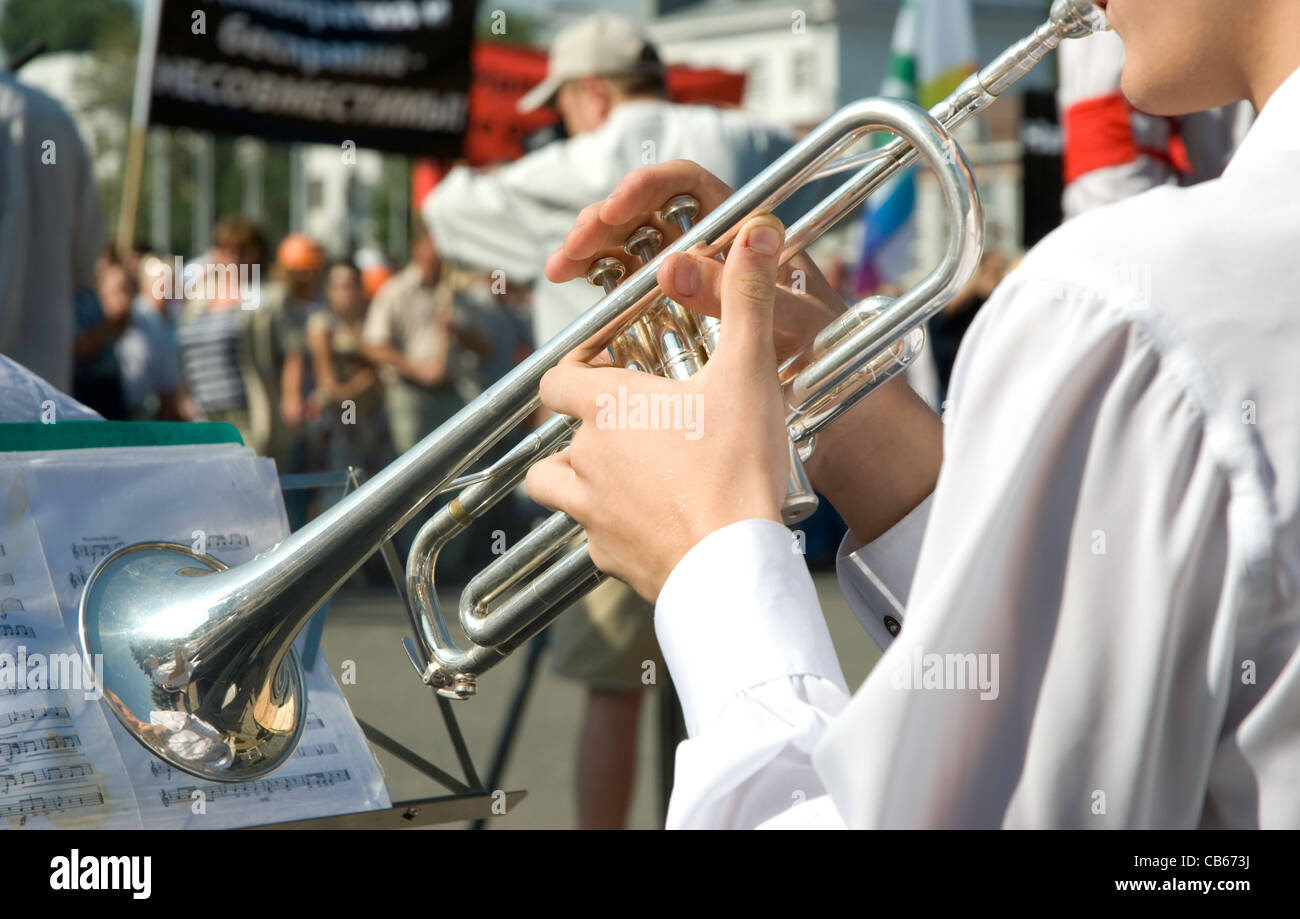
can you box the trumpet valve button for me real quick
[586,257,626,291]
[624,226,664,262]
[660,194,700,232]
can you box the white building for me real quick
[643,0,1058,273]
[647,0,1054,129]
[299,144,389,259]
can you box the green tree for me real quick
[0,0,135,57]
[73,12,136,246]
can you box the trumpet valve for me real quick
[623,225,706,375]
[660,194,700,235]
[586,256,626,293]
[611,325,658,374]
[623,225,664,264]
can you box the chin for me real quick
[1120,42,1250,116]
[1120,74,1166,114]
[1120,68,1202,117]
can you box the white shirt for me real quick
[424,100,815,346]
[655,66,1300,829]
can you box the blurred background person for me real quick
[0,68,102,395]
[361,262,394,305]
[176,217,267,447]
[425,11,824,830]
[268,233,325,431]
[307,259,386,483]
[363,228,483,459]
[265,232,326,527]
[115,254,182,421]
[363,227,487,574]
[453,267,533,399]
[72,261,130,419]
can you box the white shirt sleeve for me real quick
[654,502,937,830]
[654,519,852,829]
[835,494,932,652]
[424,139,602,283]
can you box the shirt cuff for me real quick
[655,519,848,737]
[835,493,933,651]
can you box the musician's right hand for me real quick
[545,159,843,369]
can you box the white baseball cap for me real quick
[516,12,664,114]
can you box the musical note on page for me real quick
[158,769,353,808]
[4,705,69,726]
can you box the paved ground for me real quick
[320,571,882,829]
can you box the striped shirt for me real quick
[177,307,246,414]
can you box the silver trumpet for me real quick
[80,0,1109,782]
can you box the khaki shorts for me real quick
[548,579,664,692]
[384,377,464,455]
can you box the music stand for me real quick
[269,469,528,829]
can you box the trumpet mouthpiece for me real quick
[1050,0,1111,37]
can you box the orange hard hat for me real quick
[362,264,394,300]
[277,233,325,271]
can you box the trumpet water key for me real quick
[80,0,1109,782]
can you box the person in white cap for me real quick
[425,11,817,830]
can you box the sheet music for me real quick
[13,444,282,616]
[0,467,141,829]
[2,445,391,829]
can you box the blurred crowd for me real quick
[76,217,533,537]
[63,211,1009,580]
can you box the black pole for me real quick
[469,631,548,830]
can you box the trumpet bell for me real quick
[80,542,307,782]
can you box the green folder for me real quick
[0,421,244,453]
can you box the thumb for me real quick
[715,214,784,375]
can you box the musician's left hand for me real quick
[545,159,842,370]
[527,215,791,601]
